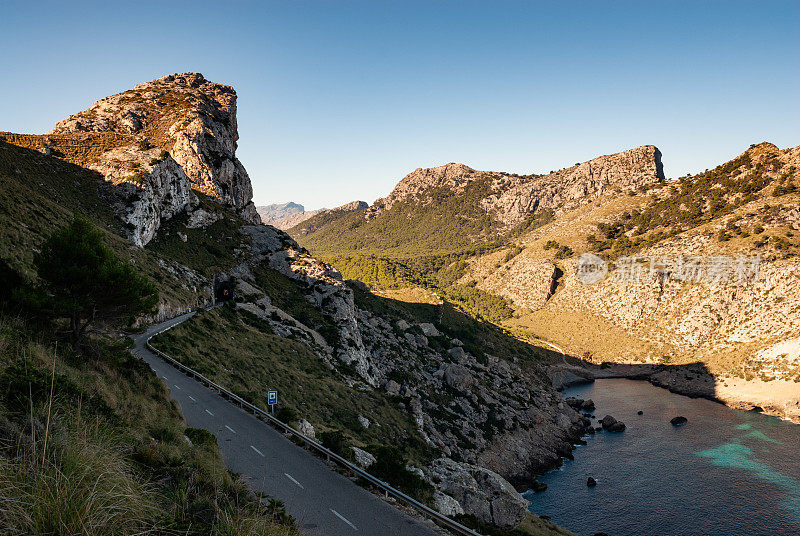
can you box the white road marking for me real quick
[284,473,304,489]
[188,395,196,402]
[331,509,358,531]
[250,445,265,457]
[225,425,237,434]
[162,375,168,380]
[173,384,181,390]
[205,409,214,416]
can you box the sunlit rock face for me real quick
[50,72,260,245]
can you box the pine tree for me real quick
[35,215,158,349]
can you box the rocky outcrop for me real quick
[351,447,377,468]
[296,419,315,439]
[600,415,626,432]
[335,200,369,213]
[369,163,478,216]
[226,222,586,523]
[239,224,379,385]
[91,145,197,245]
[423,458,530,529]
[49,72,260,244]
[483,145,664,226]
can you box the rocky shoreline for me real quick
[549,363,800,424]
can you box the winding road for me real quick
[132,313,440,536]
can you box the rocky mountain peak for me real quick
[17,72,264,245]
[335,200,369,212]
[373,163,478,212]
[256,202,327,230]
[50,72,260,236]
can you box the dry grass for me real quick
[505,308,671,364]
[0,313,301,536]
[0,418,157,536]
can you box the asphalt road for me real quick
[132,312,440,536]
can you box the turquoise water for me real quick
[525,379,800,536]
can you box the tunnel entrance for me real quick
[214,277,234,303]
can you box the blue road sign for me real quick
[268,390,277,405]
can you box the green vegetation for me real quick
[0,141,300,535]
[542,240,573,259]
[291,175,502,257]
[349,283,554,369]
[325,253,514,324]
[145,197,244,276]
[151,305,430,462]
[366,445,434,503]
[588,149,793,255]
[0,140,197,306]
[250,265,340,347]
[509,208,555,238]
[33,216,158,348]
[0,297,297,535]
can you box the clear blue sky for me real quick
[1,1,798,210]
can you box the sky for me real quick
[1,1,798,210]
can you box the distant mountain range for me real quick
[256,202,320,229]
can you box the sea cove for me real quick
[527,379,800,536]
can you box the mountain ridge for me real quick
[290,141,800,422]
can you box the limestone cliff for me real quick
[483,145,664,226]
[461,143,800,421]
[3,73,261,245]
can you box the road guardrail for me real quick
[145,315,484,536]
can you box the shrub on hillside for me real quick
[368,445,433,503]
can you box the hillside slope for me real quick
[0,74,586,532]
[290,142,800,422]
[290,145,663,256]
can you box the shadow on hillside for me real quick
[347,280,568,366]
[350,280,727,405]
[0,139,120,227]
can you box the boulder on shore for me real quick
[423,458,530,529]
[670,416,688,426]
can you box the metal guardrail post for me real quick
[143,315,485,536]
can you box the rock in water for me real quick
[671,416,688,426]
[600,415,626,432]
[531,479,548,493]
[587,477,597,487]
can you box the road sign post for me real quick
[268,390,277,416]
